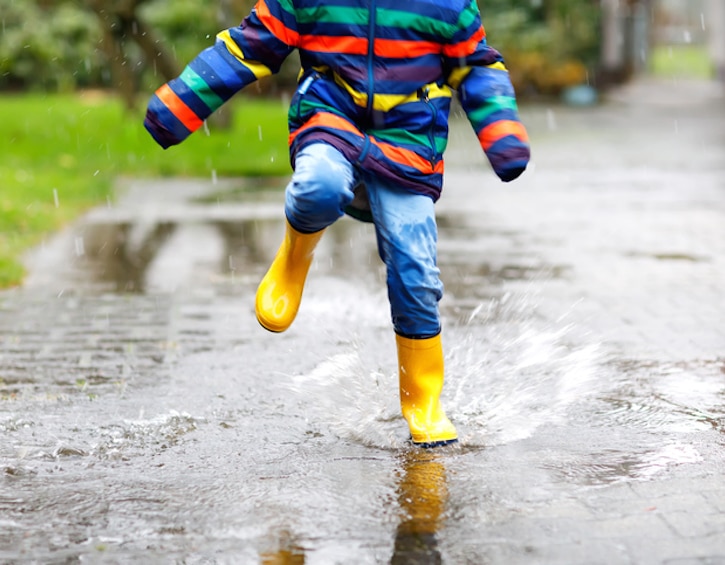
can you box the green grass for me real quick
[0,92,290,288]
[650,44,714,80]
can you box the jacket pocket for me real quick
[289,71,323,125]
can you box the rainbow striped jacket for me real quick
[144,0,530,200]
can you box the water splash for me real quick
[91,410,204,460]
[286,350,406,449]
[280,289,605,450]
[446,291,604,446]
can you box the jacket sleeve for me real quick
[443,1,530,182]
[144,0,296,149]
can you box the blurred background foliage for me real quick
[0,0,602,98]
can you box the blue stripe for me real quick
[168,77,214,120]
[192,49,251,100]
[147,94,192,139]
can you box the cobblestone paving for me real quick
[1,78,724,563]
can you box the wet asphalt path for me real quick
[2,78,725,564]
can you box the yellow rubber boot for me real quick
[255,221,325,333]
[396,334,458,447]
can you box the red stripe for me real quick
[299,35,368,55]
[477,120,529,151]
[443,26,486,58]
[371,137,444,175]
[156,84,203,132]
[289,112,362,145]
[256,0,299,46]
[375,38,440,58]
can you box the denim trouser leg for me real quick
[363,172,443,338]
[284,142,443,337]
[284,143,356,233]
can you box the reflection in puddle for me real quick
[541,357,724,486]
[545,442,704,486]
[599,358,725,434]
[391,450,449,565]
[260,531,306,565]
[61,184,566,298]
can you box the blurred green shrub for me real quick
[0,0,103,90]
[482,0,601,95]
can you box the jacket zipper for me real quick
[421,87,438,167]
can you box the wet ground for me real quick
[2,78,725,564]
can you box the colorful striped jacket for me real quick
[144,0,530,201]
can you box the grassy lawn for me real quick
[0,92,290,288]
[650,44,714,79]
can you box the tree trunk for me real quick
[84,0,180,110]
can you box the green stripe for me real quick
[371,128,429,148]
[276,0,296,17]
[296,98,341,119]
[466,96,519,124]
[370,128,447,154]
[377,9,456,38]
[456,0,480,31]
[296,6,368,25]
[181,67,224,110]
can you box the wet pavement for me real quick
[2,77,725,564]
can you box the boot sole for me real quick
[411,437,459,449]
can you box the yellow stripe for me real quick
[447,62,507,89]
[447,67,471,89]
[217,30,273,79]
[332,73,451,112]
[487,62,508,71]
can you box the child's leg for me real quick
[364,176,443,338]
[364,175,457,447]
[256,142,356,332]
[284,142,356,233]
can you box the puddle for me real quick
[6,91,725,561]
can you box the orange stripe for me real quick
[156,84,203,132]
[477,120,529,151]
[256,0,299,46]
[443,26,486,58]
[299,35,368,55]
[288,112,362,145]
[375,38,440,58]
[289,112,443,176]
[370,137,443,175]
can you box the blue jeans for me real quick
[285,143,443,338]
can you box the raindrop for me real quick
[211,169,218,184]
[701,13,706,31]
[203,120,211,136]
[53,188,59,208]
[258,125,263,141]
[74,237,85,257]
[546,108,557,131]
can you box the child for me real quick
[144,0,530,447]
